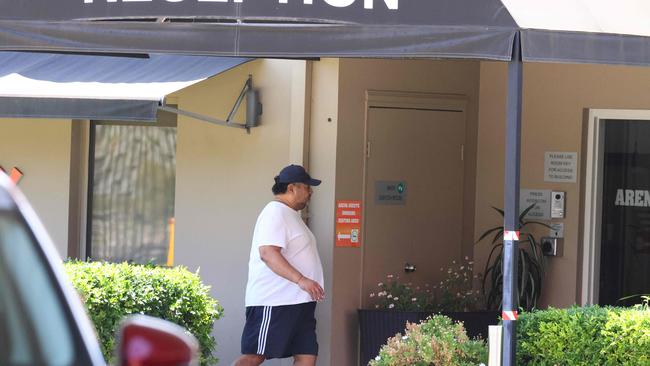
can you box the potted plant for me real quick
[477,204,549,311]
[358,258,498,365]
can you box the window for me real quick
[0,208,92,365]
[87,111,177,264]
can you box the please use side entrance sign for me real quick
[335,200,362,248]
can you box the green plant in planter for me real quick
[369,315,487,366]
[477,204,549,310]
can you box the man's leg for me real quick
[293,354,316,366]
[233,354,265,366]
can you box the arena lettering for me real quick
[614,189,650,207]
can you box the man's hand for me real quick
[297,277,325,302]
[259,245,325,301]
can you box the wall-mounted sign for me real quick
[520,189,551,220]
[544,152,577,183]
[375,181,407,205]
[335,200,362,248]
[0,166,23,184]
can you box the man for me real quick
[234,164,325,366]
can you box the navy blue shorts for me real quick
[240,301,318,359]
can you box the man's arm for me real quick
[259,245,325,301]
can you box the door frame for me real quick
[360,91,467,300]
[581,108,650,304]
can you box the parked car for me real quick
[0,173,198,366]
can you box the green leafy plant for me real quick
[369,315,487,366]
[476,204,549,310]
[64,261,223,365]
[517,305,650,365]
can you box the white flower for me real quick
[369,293,375,298]
[375,356,381,361]
[388,303,395,309]
[378,282,384,287]
[387,274,394,279]
[387,294,393,299]
[402,335,408,340]
[393,297,399,301]
[411,297,417,302]
[375,305,380,309]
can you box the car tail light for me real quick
[117,315,199,366]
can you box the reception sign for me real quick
[0,0,517,60]
[0,0,514,25]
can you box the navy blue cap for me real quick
[276,164,321,186]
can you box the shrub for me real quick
[369,315,487,366]
[64,261,223,365]
[367,257,484,312]
[517,305,650,365]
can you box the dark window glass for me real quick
[600,119,650,306]
[88,115,176,264]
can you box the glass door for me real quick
[599,119,650,306]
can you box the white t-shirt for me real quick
[245,201,324,307]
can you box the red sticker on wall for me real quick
[335,200,362,248]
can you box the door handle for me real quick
[404,263,416,273]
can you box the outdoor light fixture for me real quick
[160,75,262,134]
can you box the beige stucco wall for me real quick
[331,58,481,366]
[308,58,340,366]
[172,59,324,366]
[475,61,650,307]
[0,118,71,257]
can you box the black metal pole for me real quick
[503,31,522,366]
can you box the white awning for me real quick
[502,0,650,37]
[0,52,251,121]
[501,0,650,65]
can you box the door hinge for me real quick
[366,141,371,159]
[461,144,465,161]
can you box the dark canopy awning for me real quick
[0,52,250,121]
[2,0,516,61]
[1,0,650,65]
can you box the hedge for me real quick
[517,305,650,365]
[64,261,223,365]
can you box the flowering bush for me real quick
[369,274,435,311]
[436,258,484,312]
[369,315,487,366]
[368,257,484,312]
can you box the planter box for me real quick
[358,309,499,365]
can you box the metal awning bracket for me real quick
[159,74,262,134]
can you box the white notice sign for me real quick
[520,189,551,220]
[545,152,577,183]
